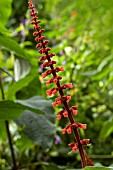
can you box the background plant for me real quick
[0,0,113,170]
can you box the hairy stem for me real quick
[0,73,17,170]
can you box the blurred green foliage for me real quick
[0,0,113,169]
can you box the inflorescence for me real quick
[28,0,94,167]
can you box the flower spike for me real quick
[28,1,93,168]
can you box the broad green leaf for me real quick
[84,166,113,170]
[16,110,56,149]
[16,96,56,148]
[0,101,28,120]
[0,35,34,64]
[0,0,12,26]
[0,100,44,120]
[17,96,55,123]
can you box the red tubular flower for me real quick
[68,142,78,152]
[72,144,78,152]
[81,139,90,145]
[72,123,87,129]
[56,114,62,120]
[68,142,75,148]
[66,127,72,134]
[62,128,66,134]
[28,1,93,168]
[52,102,57,108]
[63,111,68,117]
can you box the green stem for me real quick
[0,73,17,170]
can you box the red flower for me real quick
[72,109,77,116]
[81,139,90,145]
[67,96,71,102]
[72,123,87,129]
[56,114,62,120]
[53,78,58,84]
[52,102,57,108]
[41,72,47,78]
[68,142,75,148]
[66,127,72,134]
[68,142,78,152]
[62,128,66,134]
[46,81,50,86]
[72,145,78,152]
[46,90,53,96]
[77,123,87,129]
[63,111,68,117]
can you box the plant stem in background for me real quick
[0,73,17,170]
[28,0,94,168]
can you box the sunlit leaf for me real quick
[0,22,11,35]
[0,0,13,26]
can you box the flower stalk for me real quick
[28,0,94,168]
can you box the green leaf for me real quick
[0,35,34,64]
[14,58,31,81]
[7,69,36,100]
[16,110,56,149]
[17,96,55,123]
[0,0,11,34]
[0,22,11,35]
[0,67,15,80]
[97,55,113,72]
[15,134,33,153]
[0,0,12,26]
[92,68,113,81]
[84,166,113,170]
[0,99,44,120]
[15,96,56,148]
[0,101,29,120]
[99,119,113,141]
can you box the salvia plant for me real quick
[28,0,94,168]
